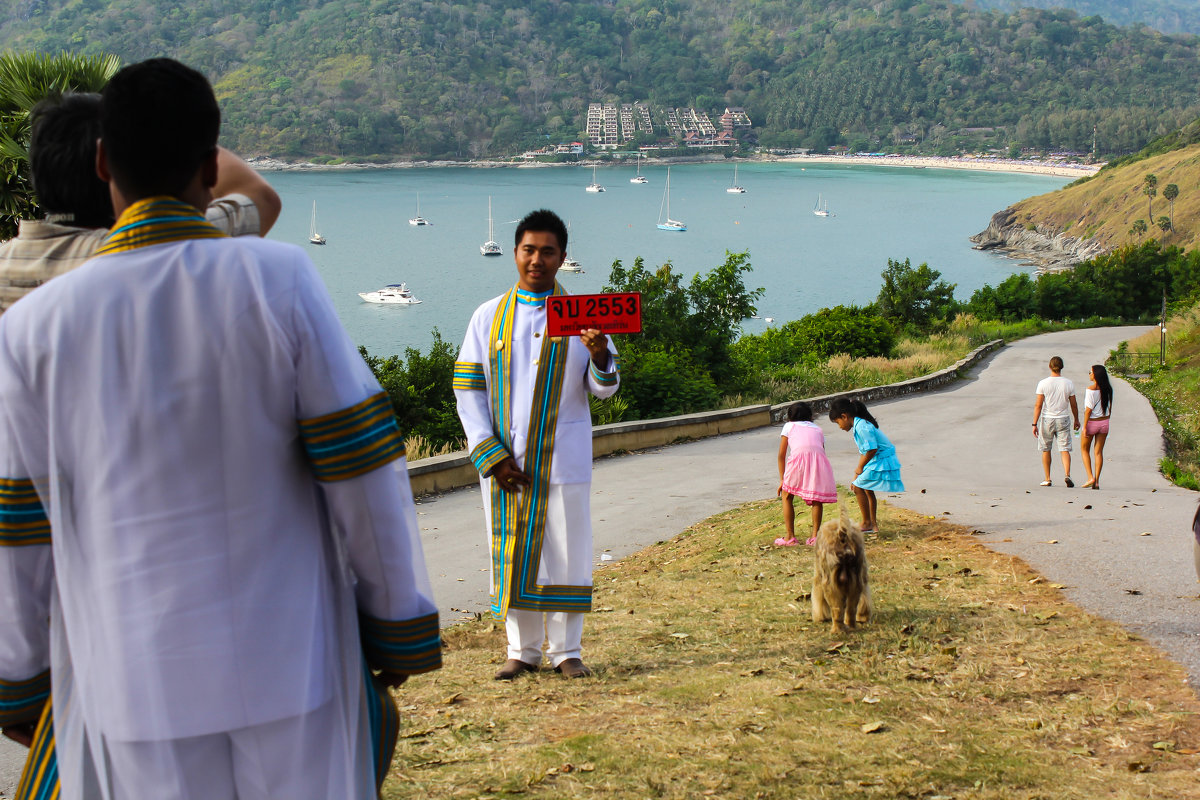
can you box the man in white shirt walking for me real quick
[1032,355,1080,487]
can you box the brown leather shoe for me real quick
[554,658,593,678]
[494,658,538,681]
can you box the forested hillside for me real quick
[2,0,1199,160]
[963,0,1200,36]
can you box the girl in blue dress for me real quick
[829,397,904,533]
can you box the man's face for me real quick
[514,230,564,293]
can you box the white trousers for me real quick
[100,699,360,800]
[506,608,585,667]
[484,482,593,667]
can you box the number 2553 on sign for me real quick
[545,293,642,337]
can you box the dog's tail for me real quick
[837,497,851,522]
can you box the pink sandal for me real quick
[805,536,817,546]
[774,537,798,546]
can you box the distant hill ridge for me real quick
[2,0,1200,159]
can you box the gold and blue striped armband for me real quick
[0,670,49,726]
[470,436,509,477]
[0,478,50,547]
[589,353,621,387]
[452,361,486,391]
[359,612,442,675]
[299,392,406,482]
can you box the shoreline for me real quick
[250,153,1101,179]
[781,153,1101,178]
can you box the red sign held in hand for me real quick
[545,293,642,337]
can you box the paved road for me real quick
[6,325,1195,793]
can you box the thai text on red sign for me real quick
[545,292,642,337]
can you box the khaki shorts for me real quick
[1037,416,1072,452]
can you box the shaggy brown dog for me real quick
[811,512,872,634]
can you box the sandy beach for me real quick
[783,153,1101,178]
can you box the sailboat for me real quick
[630,153,648,184]
[812,194,833,217]
[409,193,430,226]
[656,168,686,232]
[726,163,746,194]
[585,164,605,193]
[480,196,502,256]
[308,201,326,245]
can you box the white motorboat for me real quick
[308,201,326,244]
[358,283,422,304]
[560,258,584,273]
[585,164,605,193]
[630,153,648,184]
[813,194,833,217]
[726,163,746,194]
[480,196,502,256]
[656,168,686,231]
[409,193,431,226]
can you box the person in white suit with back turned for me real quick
[0,58,441,800]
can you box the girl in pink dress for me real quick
[776,402,838,546]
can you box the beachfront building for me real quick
[586,104,621,149]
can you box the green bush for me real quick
[790,305,896,360]
[359,329,464,450]
[617,347,721,420]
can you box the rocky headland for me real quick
[970,207,1108,273]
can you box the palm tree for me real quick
[1157,216,1173,234]
[0,51,121,240]
[1143,173,1158,223]
[1163,183,1179,230]
[1131,218,1148,239]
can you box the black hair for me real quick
[29,93,114,228]
[828,397,878,428]
[100,58,220,199]
[787,401,813,422]
[1092,364,1113,416]
[514,208,568,252]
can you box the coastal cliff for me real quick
[970,208,1108,272]
[971,140,1200,271]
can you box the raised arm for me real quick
[213,147,282,234]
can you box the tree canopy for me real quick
[2,1,1198,159]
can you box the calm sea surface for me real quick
[264,162,1067,357]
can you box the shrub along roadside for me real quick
[1116,304,1200,490]
[363,241,1190,455]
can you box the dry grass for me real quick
[384,499,1200,799]
[1014,145,1200,250]
[405,434,462,462]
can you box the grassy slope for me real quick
[387,499,1200,799]
[1123,303,1200,488]
[1013,145,1200,252]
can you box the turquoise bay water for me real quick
[265,162,1067,357]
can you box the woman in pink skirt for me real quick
[776,402,838,546]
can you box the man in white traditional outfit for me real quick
[0,59,441,800]
[454,209,620,681]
